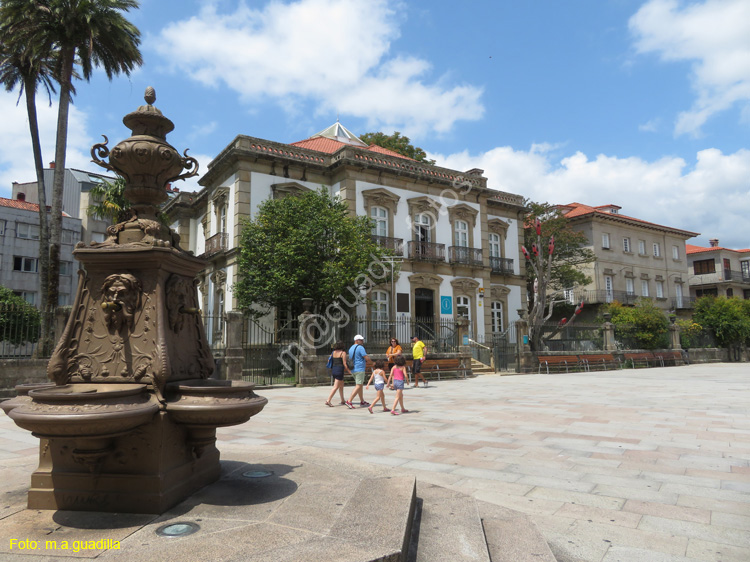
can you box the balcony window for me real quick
[371,206,388,237]
[454,220,469,247]
[413,213,432,243]
[641,280,649,297]
[489,233,501,258]
[626,278,635,296]
[693,259,715,275]
[742,261,750,280]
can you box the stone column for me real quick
[602,313,616,351]
[296,298,328,386]
[224,311,245,380]
[668,315,681,350]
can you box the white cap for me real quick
[354,334,364,341]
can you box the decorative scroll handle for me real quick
[91,135,116,174]
[169,149,199,183]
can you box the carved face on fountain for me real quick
[102,274,142,333]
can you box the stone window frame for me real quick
[407,196,441,243]
[451,278,479,335]
[362,188,400,239]
[448,204,478,249]
[271,181,311,200]
[487,218,509,258]
[489,286,510,335]
[408,272,442,320]
[210,187,229,237]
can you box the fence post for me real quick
[668,315,681,350]
[602,313,616,351]
[224,312,244,380]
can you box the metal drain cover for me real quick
[156,522,200,537]
[242,470,273,478]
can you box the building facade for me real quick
[559,203,699,312]
[687,240,750,300]
[165,123,527,343]
[0,197,82,306]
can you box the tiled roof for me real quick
[0,197,71,216]
[687,244,750,254]
[559,202,699,237]
[290,136,413,160]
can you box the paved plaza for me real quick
[1,363,748,561]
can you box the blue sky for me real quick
[1,0,748,248]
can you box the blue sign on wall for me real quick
[440,296,452,314]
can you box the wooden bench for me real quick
[537,355,581,374]
[422,358,470,380]
[623,352,656,368]
[653,351,685,367]
[580,354,621,371]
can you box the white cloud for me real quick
[0,92,92,198]
[152,0,484,136]
[629,0,750,136]
[432,145,750,249]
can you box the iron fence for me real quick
[334,316,460,354]
[541,323,604,352]
[0,304,55,358]
[241,316,297,386]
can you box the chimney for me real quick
[49,161,55,169]
[709,238,719,247]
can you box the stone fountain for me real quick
[6,88,267,514]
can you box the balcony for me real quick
[672,296,697,310]
[489,256,514,275]
[449,246,483,267]
[371,235,404,256]
[691,269,750,286]
[573,290,639,305]
[407,241,446,262]
[203,232,228,257]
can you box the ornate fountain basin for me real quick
[165,380,267,427]
[8,383,159,438]
[0,383,56,416]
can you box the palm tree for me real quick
[0,4,59,352]
[87,176,130,224]
[11,0,143,311]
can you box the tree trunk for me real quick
[24,75,53,355]
[49,48,75,320]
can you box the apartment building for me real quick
[559,203,699,312]
[687,239,750,300]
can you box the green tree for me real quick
[235,188,391,317]
[87,176,129,223]
[601,299,670,350]
[522,201,595,350]
[4,0,143,314]
[0,6,59,350]
[359,131,436,164]
[693,296,750,348]
[0,286,42,345]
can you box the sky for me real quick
[1,0,749,249]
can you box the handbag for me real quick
[326,354,333,369]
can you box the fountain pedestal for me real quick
[7,88,267,514]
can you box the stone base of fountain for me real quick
[27,412,221,513]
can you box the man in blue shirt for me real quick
[346,335,369,409]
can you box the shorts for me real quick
[412,359,422,374]
[374,383,384,391]
[353,371,365,385]
[331,371,344,381]
[393,379,405,390]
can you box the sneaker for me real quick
[345,401,354,409]
[391,410,399,416]
[401,409,409,413]
[368,406,373,414]
[360,401,370,407]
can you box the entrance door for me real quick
[414,288,435,340]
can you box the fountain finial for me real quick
[144,86,156,105]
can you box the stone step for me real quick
[409,483,491,562]
[332,475,416,562]
[479,502,557,562]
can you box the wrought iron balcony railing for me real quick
[489,256,514,275]
[691,269,750,285]
[371,235,404,256]
[407,241,446,262]
[449,246,483,267]
[672,296,697,309]
[203,232,228,256]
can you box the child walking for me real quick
[365,359,389,414]
[387,355,410,415]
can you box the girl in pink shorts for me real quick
[387,355,410,415]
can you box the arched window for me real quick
[454,220,469,247]
[491,301,503,333]
[371,206,388,237]
[456,295,471,321]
